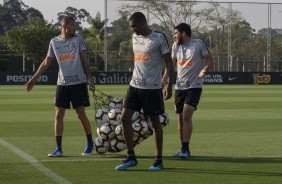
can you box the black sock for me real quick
[56,136,62,149]
[86,133,93,145]
[127,151,136,160]
[182,142,189,152]
[155,155,162,162]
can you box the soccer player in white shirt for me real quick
[25,16,95,157]
[115,12,173,171]
[168,23,214,158]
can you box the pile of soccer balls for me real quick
[93,98,169,154]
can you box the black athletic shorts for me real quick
[123,86,164,116]
[174,88,202,114]
[55,83,90,109]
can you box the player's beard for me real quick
[177,36,184,45]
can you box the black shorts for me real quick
[123,86,164,116]
[55,83,90,109]
[174,88,202,114]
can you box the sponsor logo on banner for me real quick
[204,74,223,83]
[229,77,237,81]
[92,73,132,84]
[253,74,271,84]
[6,75,48,83]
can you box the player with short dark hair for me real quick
[163,23,214,158]
[115,12,173,171]
[25,16,95,157]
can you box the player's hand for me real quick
[163,86,172,100]
[199,69,206,78]
[88,78,95,92]
[25,79,36,92]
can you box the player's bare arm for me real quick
[80,51,95,91]
[161,57,176,86]
[25,56,53,92]
[199,53,214,78]
[163,52,173,100]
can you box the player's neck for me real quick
[183,37,191,45]
[141,28,152,36]
[60,31,72,40]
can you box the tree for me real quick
[3,18,59,71]
[107,15,132,71]
[82,12,107,71]
[56,7,90,32]
[0,0,44,35]
[119,0,200,42]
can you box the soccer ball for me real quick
[109,137,126,152]
[143,120,153,138]
[108,98,123,109]
[115,124,124,140]
[131,111,139,121]
[138,109,147,120]
[107,108,122,126]
[97,123,115,140]
[95,108,109,126]
[93,136,109,154]
[132,118,149,137]
[133,135,146,146]
[159,112,169,127]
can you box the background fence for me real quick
[1,0,282,72]
[101,0,282,72]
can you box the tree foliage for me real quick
[56,7,90,32]
[0,0,44,35]
[4,18,59,61]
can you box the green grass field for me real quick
[0,85,282,184]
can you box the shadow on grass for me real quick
[172,155,282,164]
[163,167,282,177]
[102,154,282,164]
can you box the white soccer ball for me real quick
[93,136,109,154]
[132,118,149,137]
[138,109,146,120]
[107,108,122,126]
[97,123,115,140]
[95,108,109,126]
[115,124,124,140]
[133,135,146,146]
[109,137,126,152]
[159,112,169,127]
[143,120,153,138]
[131,111,139,121]
[108,98,123,109]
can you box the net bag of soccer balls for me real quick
[93,98,169,154]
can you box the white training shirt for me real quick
[130,31,170,89]
[47,34,87,86]
[172,38,210,90]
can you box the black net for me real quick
[92,89,113,113]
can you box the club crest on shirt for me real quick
[145,40,153,48]
[186,48,194,57]
[70,41,77,49]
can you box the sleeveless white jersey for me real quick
[47,34,87,86]
[172,38,210,90]
[130,31,170,89]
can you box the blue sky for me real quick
[1,0,282,30]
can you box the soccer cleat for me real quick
[82,143,93,156]
[179,148,191,159]
[48,148,63,157]
[172,152,180,157]
[115,158,138,171]
[179,151,190,158]
[148,160,164,171]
